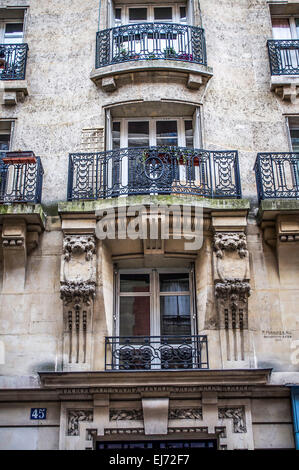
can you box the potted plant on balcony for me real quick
[146,52,156,60]
[164,47,177,59]
[2,151,37,165]
[178,52,193,62]
[0,49,6,70]
[115,47,129,62]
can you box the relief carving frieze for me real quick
[218,407,247,433]
[168,408,203,420]
[63,235,96,262]
[67,410,94,436]
[110,409,143,421]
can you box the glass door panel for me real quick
[156,121,178,146]
[272,18,292,39]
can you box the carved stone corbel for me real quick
[211,213,251,365]
[60,233,97,370]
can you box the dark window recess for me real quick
[0,134,10,151]
[289,117,299,152]
[5,23,23,34]
[115,8,121,20]
[154,7,172,21]
[180,6,187,21]
[129,8,147,21]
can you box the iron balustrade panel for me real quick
[105,335,209,370]
[212,150,241,198]
[254,152,299,200]
[68,147,241,201]
[0,154,44,203]
[96,23,207,68]
[268,39,299,75]
[0,44,28,80]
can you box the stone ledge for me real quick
[270,75,299,103]
[58,197,250,216]
[90,60,213,92]
[39,369,272,389]
[257,199,299,224]
[0,203,46,228]
[1,80,29,105]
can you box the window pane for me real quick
[156,121,178,146]
[272,18,291,39]
[128,121,149,147]
[184,120,194,148]
[0,135,10,151]
[112,121,120,149]
[129,8,147,21]
[160,273,189,292]
[180,7,187,22]
[120,296,150,336]
[154,7,172,21]
[115,8,121,20]
[290,129,299,152]
[4,23,23,44]
[120,274,150,292]
[160,295,191,336]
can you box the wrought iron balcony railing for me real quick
[68,147,241,200]
[0,152,44,204]
[105,335,209,370]
[0,44,28,80]
[96,23,207,68]
[255,152,299,201]
[267,39,299,75]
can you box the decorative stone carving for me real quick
[168,408,203,420]
[105,429,145,436]
[63,235,96,262]
[215,280,250,362]
[60,231,97,369]
[168,427,208,434]
[67,410,93,436]
[214,232,248,259]
[60,281,96,306]
[109,409,143,421]
[218,407,247,433]
[215,280,251,306]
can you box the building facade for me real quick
[0,0,299,450]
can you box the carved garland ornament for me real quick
[214,232,248,259]
[67,410,94,436]
[168,408,203,420]
[218,407,247,433]
[60,281,96,306]
[109,409,143,421]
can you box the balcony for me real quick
[105,335,209,370]
[0,44,29,104]
[267,39,299,101]
[254,152,299,201]
[67,147,242,201]
[90,23,213,91]
[0,151,44,204]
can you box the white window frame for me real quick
[286,115,299,151]
[0,120,14,151]
[111,116,197,149]
[113,3,188,27]
[116,268,195,339]
[0,19,24,44]
[271,15,299,39]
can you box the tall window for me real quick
[272,17,299,39]
[117,270,194,338]
[111,118,194,150]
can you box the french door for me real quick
[114,269,197,369]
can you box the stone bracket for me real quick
[2,80,29,105]
[1,217,43,293]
